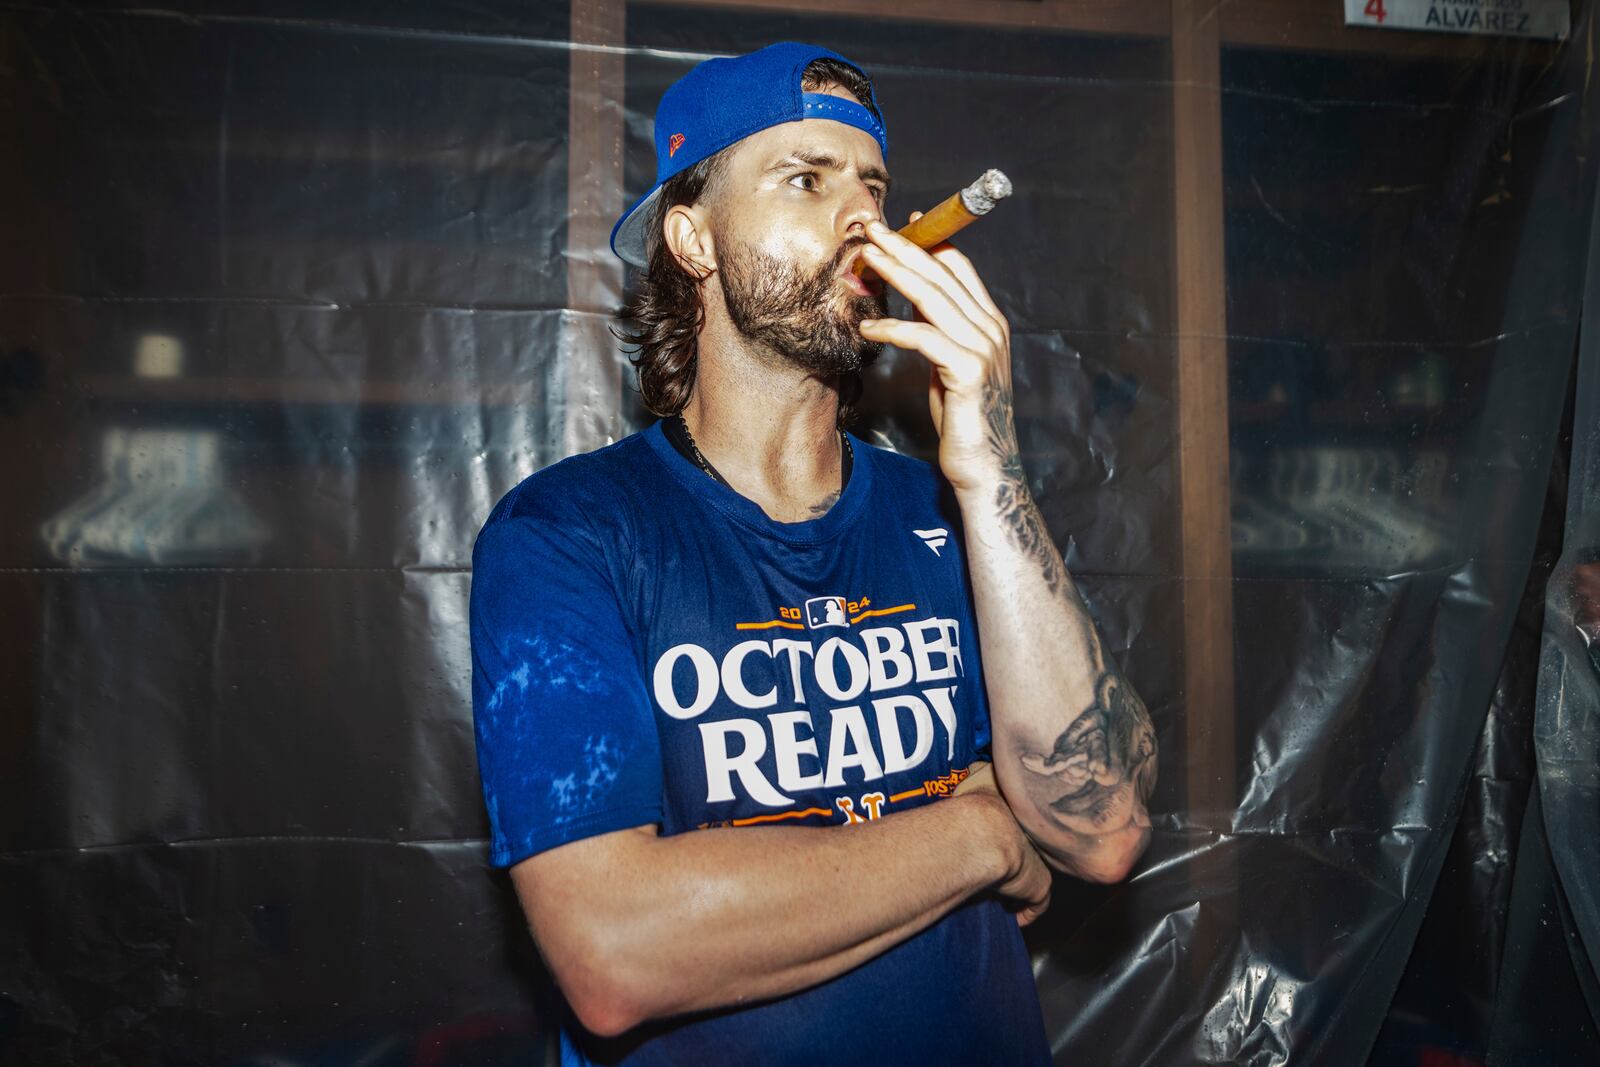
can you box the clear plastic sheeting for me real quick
[2,3,1596,1065]
[1528,158,1600,1049]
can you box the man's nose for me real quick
[841,181,883,235]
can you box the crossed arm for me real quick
[509,788,1048,1037]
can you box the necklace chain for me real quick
[677,413,732,489]
[676,413,852,494]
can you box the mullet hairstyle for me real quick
[615,56,883,425]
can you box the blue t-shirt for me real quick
[470,421,1049,1066]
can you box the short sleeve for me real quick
[470,496,663,867]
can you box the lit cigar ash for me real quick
[853,169,1012,277]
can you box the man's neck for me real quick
[681,317,846,524]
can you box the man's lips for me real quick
[838,248,881,296]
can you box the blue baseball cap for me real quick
[609,41,889,268]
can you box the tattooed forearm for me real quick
[1019,671,1157,829]
[982,384,1068,595]
[972,380,1155,876]
[984,381,1025,485]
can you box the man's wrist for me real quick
[950,791,1026,891]
[950,473,1014,524]
[950,475,996,506]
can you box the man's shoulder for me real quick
[478,431,657,543]
[860,437,936,479]
[856,436,951,502]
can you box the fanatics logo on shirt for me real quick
[913,528,949,556]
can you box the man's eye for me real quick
[787,173,819,191]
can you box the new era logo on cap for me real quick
[668,133,686,158]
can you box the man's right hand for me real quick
[957,761,1053,926]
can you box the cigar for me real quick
[852,168,1012,276]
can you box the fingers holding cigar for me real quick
[854,172,1017,493]
[852,169,1011,276]
[860,222,1005,353]
[854,169,1012,346]
[926,241,1008,340]
[856,228,1016,494]
[859,233,995,358]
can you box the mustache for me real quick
[829,237,871,275]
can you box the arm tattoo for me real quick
[983,383,1067,595]
[985,383,1157,831]
[1020,671,1157,827]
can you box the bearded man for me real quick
[470,42,1157,1066]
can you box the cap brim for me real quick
[609,184,663,269]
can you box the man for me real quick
[471,42,1157,1065]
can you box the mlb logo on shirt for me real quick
[804,596,849,630]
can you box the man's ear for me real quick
[662,204,716,279]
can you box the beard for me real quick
[718,236,889,376]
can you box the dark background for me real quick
[3,2,1597,1064]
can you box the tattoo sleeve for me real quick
[982,382,1158,836]
[1020,671,1157,829]
[984,384,1068,596]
